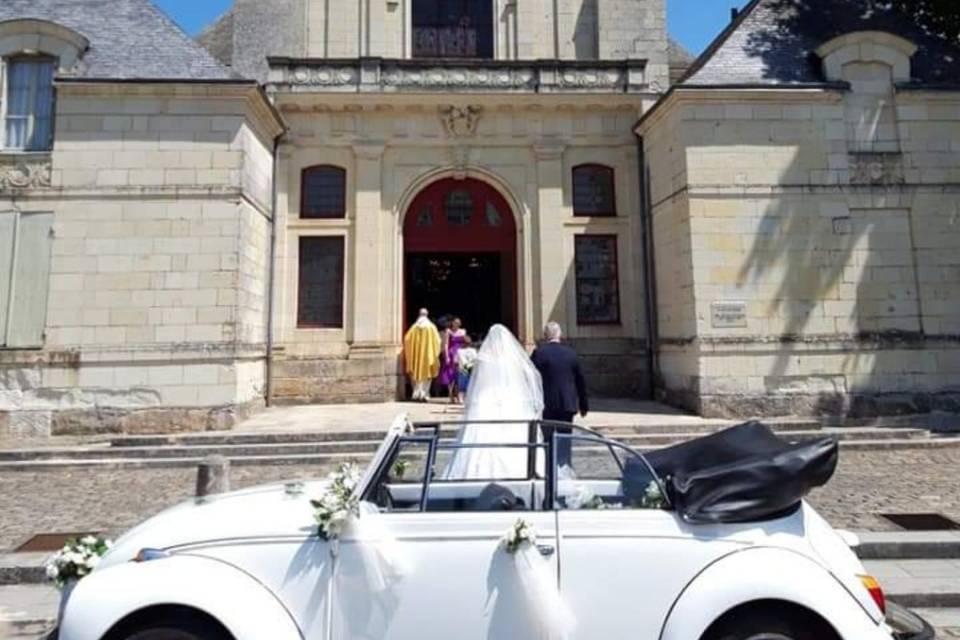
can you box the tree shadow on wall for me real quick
[738,0,960,85]
[573,0,599,60]
[736,159,924,418]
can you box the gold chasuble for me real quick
[403,318,442,382]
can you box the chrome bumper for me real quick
[888,602,936,640]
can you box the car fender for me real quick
[659,547,890,640]
[59,553,303,640]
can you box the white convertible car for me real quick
[58,418,933,640]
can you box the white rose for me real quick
[46,564,59,579]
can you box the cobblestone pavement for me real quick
[2,447,960,551]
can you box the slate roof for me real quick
[0,0,234,80]
[197,7,235,69]
[682,0,960,87]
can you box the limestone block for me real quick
[5,411,53,438]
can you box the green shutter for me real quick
[7,212,53,347]
[0,212,15,345]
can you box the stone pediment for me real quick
[268,58,649,94]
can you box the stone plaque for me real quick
[711,302,748,328]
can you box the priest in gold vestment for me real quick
[404,308,442,401]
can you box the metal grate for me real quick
[15,532,99,552]
[881,513,960,531]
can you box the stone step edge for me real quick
[107,420,824,447]
[0,437,958,471]
[103,426,929,450]
[0,428,934,461]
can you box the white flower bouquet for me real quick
[457,347,478,374]
[45,536,112,589]
[502,518,537,554]
[311,462,363,541]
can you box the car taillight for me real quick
[859,574,886,615]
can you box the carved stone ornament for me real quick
[290,66,358,86]
[849,152,904,186]
[0,157,52,191]
[383,66,536,90]
[558,68,625,89]
[440,105,482,138]
[449,146,471,180]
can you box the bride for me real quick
[443,324,544,479]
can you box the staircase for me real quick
[0,419,956,471]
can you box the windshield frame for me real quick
[359,419,671,513]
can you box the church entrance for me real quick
[404,178,517,339]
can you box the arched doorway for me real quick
[404,177,517,338]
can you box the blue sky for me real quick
[156,0,748,55]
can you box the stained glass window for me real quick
[575,235,620,324]
[445,190,474,226]
[301,166,346,218]
[412,0,493,58]
[298,237,344,328]
[572,165,616,217]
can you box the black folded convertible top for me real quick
[644,421,839,524]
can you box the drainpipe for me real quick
[635,133,659,400]
[265,132,283,407]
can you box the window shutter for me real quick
[7,212,53,347]
[0,212,15,345]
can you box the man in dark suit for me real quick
[531,322,589,468]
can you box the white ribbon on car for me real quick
[503,519,576,640]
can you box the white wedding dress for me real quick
[443,324,544,479]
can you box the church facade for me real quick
[0,0,958,436]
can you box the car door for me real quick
[555,435,743,640]
[333,433,560,640]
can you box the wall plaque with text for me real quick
[711,301,747,328]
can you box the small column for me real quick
[196,455,230,497]
[351,142,386,349]
[533,141,568,334]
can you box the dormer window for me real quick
[412,0,493,59]
[3,57,56,152]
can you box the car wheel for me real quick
[119,616,231,640]
[706,607,837,640]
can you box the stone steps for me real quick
[102,418,823,449]
[0,429,955,471]
[865,559,960,608]
[0,427,925,462]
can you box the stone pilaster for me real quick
[533,141,568,334]
[351,141,386,351]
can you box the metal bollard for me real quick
[196,455,231,498]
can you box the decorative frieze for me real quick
[0,155,52,191]
[849,152,904,186]
[268,58,649,94]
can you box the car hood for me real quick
[98,480,330,571]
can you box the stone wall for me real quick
[287,0,666,67]
[638,35,960,419]
[0,83,282,436]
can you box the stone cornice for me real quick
[55,80,286,144]
[634,85,845,134]
[267,57,649,94]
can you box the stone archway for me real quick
[403,177,518,338]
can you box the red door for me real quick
[404,178,517,337]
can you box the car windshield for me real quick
[361,420,670,513]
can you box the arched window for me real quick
[301,166,346,219]
[3,56,56,151]
[572,164,616,217]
